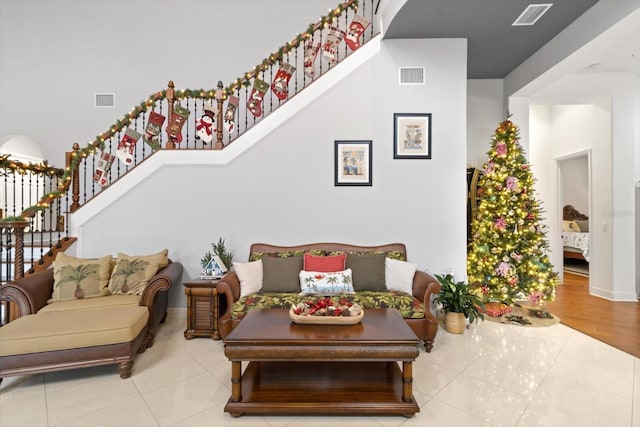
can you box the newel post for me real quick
[215,81,224,150]
[165,80,176,150]
[67,144,81,213]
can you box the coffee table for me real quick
[223,308,421,417]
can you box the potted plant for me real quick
[433,273,484,333]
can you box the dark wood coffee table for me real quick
[223,308,421,417]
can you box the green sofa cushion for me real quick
[231,291,425,321]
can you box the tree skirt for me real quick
[483,303,560,327]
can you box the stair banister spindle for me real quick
[215,81,224,150]
[67,146,81,213]
[166,80,176,150]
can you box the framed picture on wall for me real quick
[393,113,432,159]
[334,140,372,186]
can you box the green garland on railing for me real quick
[20,0,359,218]
[0,154,64,177]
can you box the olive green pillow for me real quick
[261,256,303,293]
[346,252,387,291]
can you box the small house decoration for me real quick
[200,255,228,279]
[200,238,233,279]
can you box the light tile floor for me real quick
[1,317,638,427]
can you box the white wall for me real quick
[74,38,468,308]
[524,69,638,301]
[0,0,340,166]
[466,79,504,168]
[560,155,589,215]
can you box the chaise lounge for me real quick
[0,250,183,381]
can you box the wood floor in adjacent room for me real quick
[546,271,640,358]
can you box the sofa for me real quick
[217,243,442,352]
[0,250,183,382]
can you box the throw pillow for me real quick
[385,257,417,295]
[108,249,168,295]
[346,252,386,291]
[303,253,346,272]
[261,256,303,293]
[575,219,589,232]
[234,259,263,297]
[50,253,112,302]
[562,220,580,232]
[299,269,354,295]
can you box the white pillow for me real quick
[299,269,355,295]
[233,259,263,297]
[385,258,417,295]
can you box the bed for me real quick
[562,205,590,262]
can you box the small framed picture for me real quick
[393,113,432,159]
[334,140,372,186]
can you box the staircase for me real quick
[0,0,380,323]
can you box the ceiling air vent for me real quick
[513,3,553,26]
[95,93,115,108]
[399,67,425,85]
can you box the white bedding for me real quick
[562,231,590,262]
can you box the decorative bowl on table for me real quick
[289,297,364,325]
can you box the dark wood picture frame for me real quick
[334,140,372,186]
[393,113,432,159]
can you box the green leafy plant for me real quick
[434,273,485,325]
[200,238,233,270]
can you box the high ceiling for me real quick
[383,0,600,79]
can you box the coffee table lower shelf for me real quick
[224,361,419,417]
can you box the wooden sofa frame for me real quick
[217,243,442,352]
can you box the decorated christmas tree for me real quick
[467,119,558,305]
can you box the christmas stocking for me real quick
[223,95,239,133]
[304,41,321,78]
[143,111,165,150]
[93,151,115,187]
[247,78,269,117]
[345,15,370,51]
[196,102,216,144]
[322,26,345,64]
[116,128,141,165]
[166,104,190,144]
[271,62,296,100]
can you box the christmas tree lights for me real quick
[467,119,558,305]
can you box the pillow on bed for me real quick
[562,220,580,232]
[575,219,589,232]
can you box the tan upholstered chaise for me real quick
[0,260,183,382]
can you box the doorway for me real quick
[557,151,591,291]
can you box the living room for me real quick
[0,0,639,425]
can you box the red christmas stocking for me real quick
[247,79,269,117]
[166,104,190,144]
[322,26,345,64]
[196,102,216,144]
[223,95,239,133]
[116,128,141,165]
[93,151,115,187]
[304,41,321,78]
[143,111,165,150]
[345,15,370,51]
[271,62,296,100]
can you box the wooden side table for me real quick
[183,278,223,340]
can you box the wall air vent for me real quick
[399,67,425,85]
[512,3,553,26]
[95,93,115,108]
